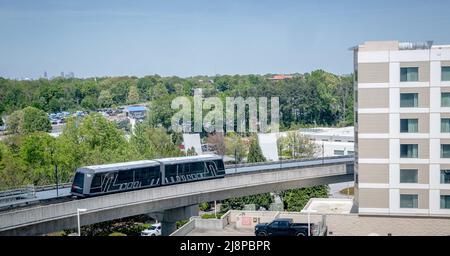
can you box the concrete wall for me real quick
[169,218,196,236]
[182,210,450,236]
[171,211,230,236]
[326,214,450,236]
[230,210,280,229]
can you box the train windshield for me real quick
[71,172,84,194]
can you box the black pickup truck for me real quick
[254,218,315,236]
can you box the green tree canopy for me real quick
[247,136,266,163]
[127,85,140,104]
[6,107,51,135]
[98,90,113,108]
[129,123,181,159]
[224,133,247,163]
[278,131,317,159]
[281,186,329,212]
[220,193,273,213]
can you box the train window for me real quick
[149,166,160,179]
[117,170,134,183]
[91,174,102,187]
[165,164,177,178]
[214,160,225,175]
[214,160,224,170]
[134,168,149,186]
[89,174,102,193]
[71,172,84,194]
[189,162,205,174]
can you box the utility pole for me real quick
[279,142,282,169]
[214,201,217,218]
[55,164,59,197]
[234,147,237,173]
[322,141,325,164]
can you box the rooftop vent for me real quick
[399,41,433,50]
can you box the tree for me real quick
[247,136,266,163]
[224,133,247,163]
[278,131,317,159]
[205,132,226,155]
[81,95,98,110]
[19,132,56,185]
[146,95,177,128]
[186,146,197,156]
[220,193,273,213]
[7,107,51,135]
[127,85,140,104]
[22,107,52,134]
[129,123,181,159]
[98,90,113,108]
[57,113,133,171]
[281,186,329,212]
[6,110,23,134]
[148,83,168,101]
[0,142,30,189]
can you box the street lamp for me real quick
[77,208,87,236]
[301,209,318,236]
[214,201,217,218]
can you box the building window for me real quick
[442,66,450,81]
[400,169,418,183]
[400,119,418,133]
[442,119,450,133]
[441,195,450,209]
[334,150,345,156]
[441,144,450,158]
[348,151,355,155]
[440,170,450,184]
[400,194,418,208]
[400,67,419,82]
[400,144,418,158]
[400,93,418,107]
[442,93,450,107]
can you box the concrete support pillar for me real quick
[148,204,199,236]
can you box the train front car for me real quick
[155,154,225,186]
[69,154,225,197]
[70,168,93,197]
[70,160,161,197]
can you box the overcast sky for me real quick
[1,0,450,79]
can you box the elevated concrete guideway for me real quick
[0,156,354,236]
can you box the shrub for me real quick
[199,202,210,211]
[201,213,223,219]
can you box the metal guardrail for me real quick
[0,183,72,202]
[0,185,35,204]
[227,155,354,169]
[34,183,72,192]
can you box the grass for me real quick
[339,187,354,196]
[108,232,127,236]
[46,231,67,236]
[201,213,224,219]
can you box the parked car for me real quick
[254,218,315,236]
[140,223,162,236]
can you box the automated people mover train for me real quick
[70,154,225,197]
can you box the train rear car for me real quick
[70,160,160,197]
[154,154,225,185]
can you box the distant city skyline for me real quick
[1,0,450,79]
